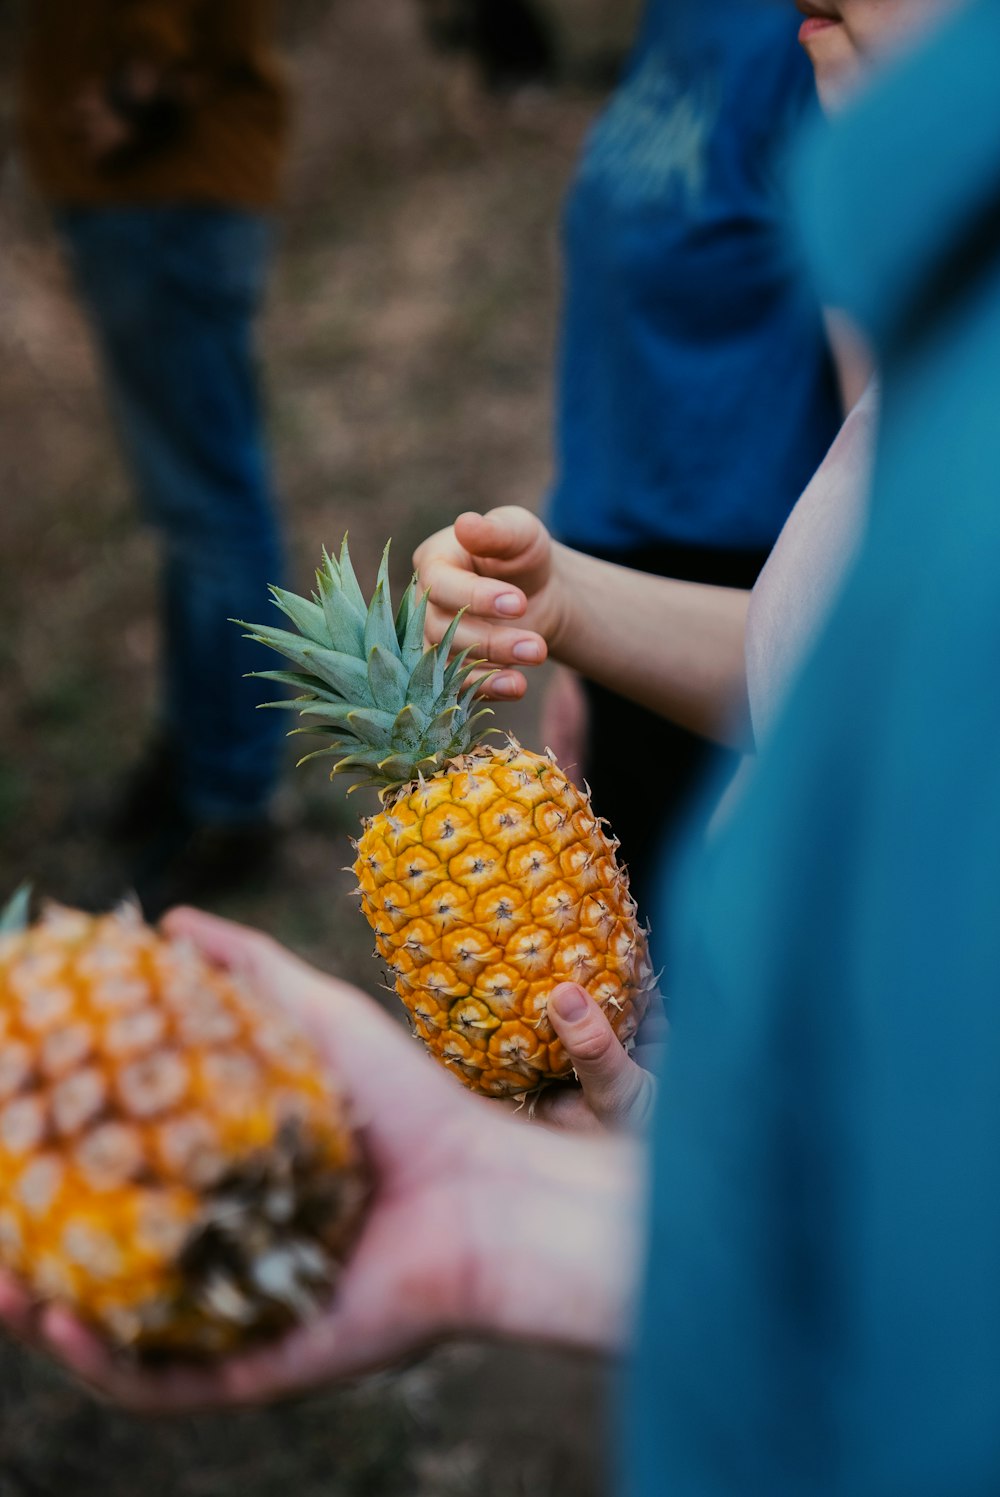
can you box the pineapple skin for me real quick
[356,742,655,1098]
[0,906,365,1357]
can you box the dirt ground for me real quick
[0,4,624,1494]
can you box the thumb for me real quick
[454,507,545,567]
[548,984,657,1133]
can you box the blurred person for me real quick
[7,4,999,1496]
[17,1,290,916]
[410,7,902,848]
[408,0,950,1109]
[411,363,873,761]
[532,0,843,926]
[629,5,994,1491]
[412,5,952,782]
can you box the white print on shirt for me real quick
[576,52,720,211]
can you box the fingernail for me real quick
[491,674,520,696]
[495,593,523,617]
[512,640,544,663]
[551,985,588,1022]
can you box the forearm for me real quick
[824,307,875,415]
[464,1120,647,1356]
[551,545,754,749]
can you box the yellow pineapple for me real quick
[0,892,367,1357]
[243,541,655,1099]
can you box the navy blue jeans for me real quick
[58,206,286,824]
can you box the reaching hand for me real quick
[413,508,566,700]
[0,911,643,1411]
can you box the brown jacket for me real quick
[20,0,289,208]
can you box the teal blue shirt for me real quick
[629,3,1000,1492]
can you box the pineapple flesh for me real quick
[0,898,367,1357]
[243,541,655,1099]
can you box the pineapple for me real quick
[242,541,655,1099]
[0,892,367,1358]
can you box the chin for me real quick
[817,61,868,113]
[802,37,865,114]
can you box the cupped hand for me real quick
[0,909,496,1410]
[0,911,642,1411]
[413,508,564,701]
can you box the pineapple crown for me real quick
[238,538,494,795]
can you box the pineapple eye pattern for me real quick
[357,745,654,1098]
[52,1068,107,1134]
[0,905,367,1358]
[17,1155,65,1214]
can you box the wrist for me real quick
[544,542,578,661]
[459,1113,647,1355]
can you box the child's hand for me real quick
[413,508,565,700]
[533,984,662,1136]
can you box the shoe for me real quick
[129,816,282,921]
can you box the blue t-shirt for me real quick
[628,4,1000,1492]
[548,0,840,554]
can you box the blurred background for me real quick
[0,1,639,1492]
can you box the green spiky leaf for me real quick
[268,587,333,647]
[0,884,32,936]
[367,643,410,706]
[397,582,430,671]
[406,645,440,710]
[336,537,368,621]
[339,707,400,749]
[363,546,401,664]
[240,536,496,792]
[317,567,366,657]
[391,704,429,746]
[432,611,464,699]
[253,669,338,695]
